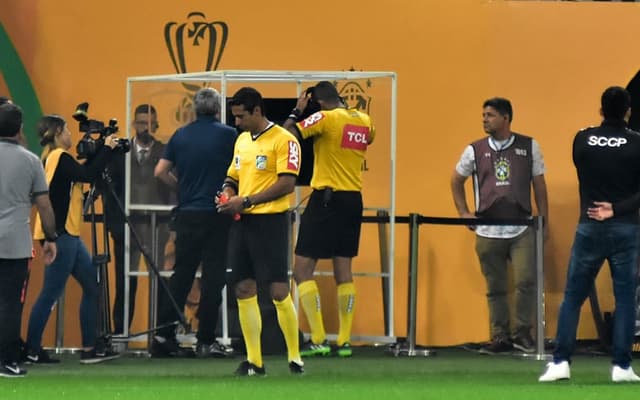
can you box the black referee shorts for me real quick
[227,212,291,286]
[295,189,363,259]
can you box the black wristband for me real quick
[291,108,302,118]
[242,196,253,209]
[45,232,59,242]
[221,181,238,193]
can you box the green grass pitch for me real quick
[1,347,639,400]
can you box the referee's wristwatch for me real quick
[242,196,253,209]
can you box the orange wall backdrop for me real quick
[3,0,640,347]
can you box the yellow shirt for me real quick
[296,107,375,191]
[227,124,301,214]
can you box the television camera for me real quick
[73,102,130,159]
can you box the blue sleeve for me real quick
[228,129,238,155]
[163,130,178,162]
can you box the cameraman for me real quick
[25,114,120,364]
[104,104,173,335]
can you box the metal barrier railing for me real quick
[387,214,548,360]
[52,211,547,360]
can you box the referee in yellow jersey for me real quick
[283,81,375,357]
[217,87,303,376]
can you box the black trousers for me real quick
[0,258,29,364]
[156,210,230,344]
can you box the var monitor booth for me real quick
[121,71,397,353]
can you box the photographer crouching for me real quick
[24,113,121,364]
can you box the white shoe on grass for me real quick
[539,361,570,382]
[612,365,640,382]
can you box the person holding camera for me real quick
[105,104,173,335]
[450,97,548,355]
[25,114,120,364]
[152,87,236,358]
[0,103,57,378]
[217,87,303,376]
[282,81,375,358]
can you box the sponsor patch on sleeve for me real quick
[287,140,300,171]
[300,112,324,129]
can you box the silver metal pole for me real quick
[392,213,434,357]
[377,209,391,336]
[54,294,65,350]
[220,286,229,345]
[388,73,397,339]
[147,212,158,350]
[534,216,549,360]
[123,79,132,338]
[520,216,550,361]
[406,213,419,352]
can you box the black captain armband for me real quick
[45,232,59,242]
[221,181,238,193]
[288,108,303,121]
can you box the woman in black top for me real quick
[25,115,119,364]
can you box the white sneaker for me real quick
[612,365,640,382]
[539,361,570,382]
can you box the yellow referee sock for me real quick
[298,280,326,344]
[237,295,263,368]
[336,282,356,346]
[273,293,302,363]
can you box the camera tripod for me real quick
[83,166,187,352]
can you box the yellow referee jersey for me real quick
[227,124,301,214]
[296,107,375,191]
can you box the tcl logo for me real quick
[300,112,324,128]
[287,140,300,171]
[341,124,369,150]
[587,136,628,147]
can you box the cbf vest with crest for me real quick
[471,133,533,219]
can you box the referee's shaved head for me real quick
[313,81,340,103]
